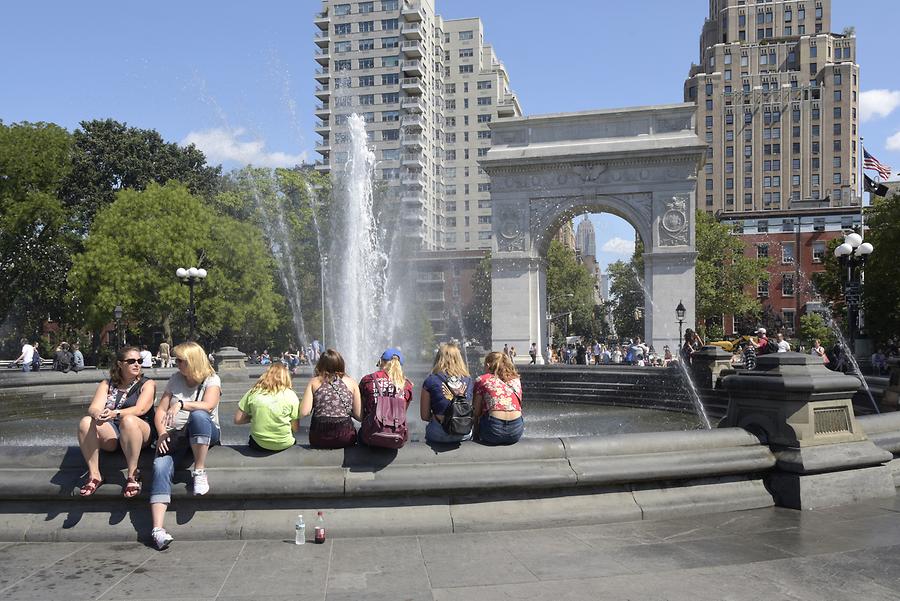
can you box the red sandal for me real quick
[124,471,142,498]
[79,477,103,497]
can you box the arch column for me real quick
[643,250,697,353]
[492,255,547,364]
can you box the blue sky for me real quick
[2,1,898,269]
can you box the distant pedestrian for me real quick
[72,344,85,372]
[529,343,537,365]
[157,341,171,368]
[776,333,791,353]
[14,338,35,373]
[53,342,74,373]
[140,345,154,368]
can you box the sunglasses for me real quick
[122,358,142,365]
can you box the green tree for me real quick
[545,239,599,343]
[799,312,834,349]
[859,193,900,345]
[463,253,492,345]
[0,121,77,352]
[607,248,644,340]
[213,166,331,350]
[695,210,769,336]
[61,119,221,233]
[68,182,280,347]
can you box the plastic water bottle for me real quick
[314,511,326,544]
[295,514,306,545]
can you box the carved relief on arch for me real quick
[658,193,690,247]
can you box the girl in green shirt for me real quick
[234,363,300,452]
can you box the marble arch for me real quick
[479,104,706,363]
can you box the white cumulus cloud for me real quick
[886,130,900,152]
[860,90,900,123]
[181,128,307,168]
[601,237,635,255]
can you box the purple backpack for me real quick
[360,377,408,449]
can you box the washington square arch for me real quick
[479,103,706,363]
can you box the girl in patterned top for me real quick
[473,351,524,445]
[300,349,362,448]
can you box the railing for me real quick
[402,77,422,86]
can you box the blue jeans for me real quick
[150,411,220,504]
[425,419,472,444]
[478,415,523,446]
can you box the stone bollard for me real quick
[690,345,733,389]
[720,352,895,510]
[214,346,249,384]
[884,357,900,410]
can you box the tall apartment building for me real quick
[685,0,860,215]
[313,0,521,253]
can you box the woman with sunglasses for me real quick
[149,341,221,550]
[77,346,156,497]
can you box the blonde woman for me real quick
[358,348,413,448]
[149,341,221,550]
[76,346,156,497]
[420,343,473,443]
[473,351,524,445]
[235,363,300,452]
[300,349,362,449]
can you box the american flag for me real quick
[864,149,892,180]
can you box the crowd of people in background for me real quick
[541,336,677,367]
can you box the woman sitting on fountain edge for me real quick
[76,346,156,498]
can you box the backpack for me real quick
[766,338,779,354]
[31,350,42,371]
[360,376,408,449]
[441,376,473,436]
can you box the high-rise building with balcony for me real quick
[313,0,521,252]
[685,0,859,215]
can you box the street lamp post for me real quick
[834,232,874,353]
[113,305,123,351]
[676,300,686,345]
[176,267,208,341]
[546,293,574,343]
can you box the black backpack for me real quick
[30,350,42,371]
[766,338,780,354]
[441,376,473,436]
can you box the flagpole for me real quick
[860,137,865,238]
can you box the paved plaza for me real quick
[3,496,900,601]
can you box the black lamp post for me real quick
[834,233,874,353]
[676,300,686,345]
[113,305,123,351]
[176,267,208,341]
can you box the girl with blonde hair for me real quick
[235,363,300,452]
[149,341,221,550]
[358,348,413,448]
[473,351,524,445]
[300,349,362,449]
[420,342,473,443]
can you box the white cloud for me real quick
[601,237,635,255]
[181,128,307,168]
[886,130,900,152]
[860,90,900,123]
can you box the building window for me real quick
[477,215,491,224]
[477,114,491,123]
[477,96,492,105]
[382,92,399,104]
[459,65,474,74]
[812,242,826,263]
[358,75,374,87]
[758,280,769,297]
[382,110,399,122]
[477,80,492,89]
[358,21,374,33]
[782,273,795,296]
[381,18,398,30]
[334,40,352,53]
[782,242,795,264]
[334,23,352,35]
[381,73,399,85]
[458,30,474,40]
[477,130,491,139]
[381,0,398,10]
[334,4,351,15]
[359,94,374,105]
[382,36,399,48]
[477,147,489,157]
[757,243,769,259]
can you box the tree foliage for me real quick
[545,239,600,343]
[0,121,77,352]
[463,254,492,345]
[607,241,645,340]
[68,182,280,346]
[859,193,900,345]
[799,312,835,348]
[61,119,221,233]
[695,210,769,335]
[213,166,331,350]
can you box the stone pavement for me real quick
[4,496,900,601]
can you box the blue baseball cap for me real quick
[380,348,404,365]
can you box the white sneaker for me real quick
[152,527,173,550]
[192,469,209,496]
